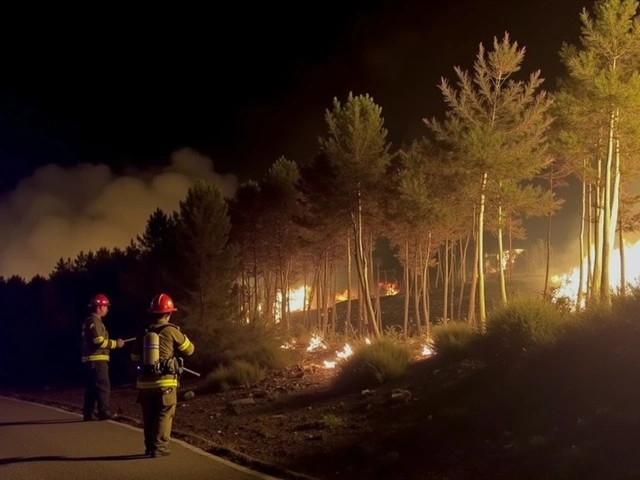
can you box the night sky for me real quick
[0,0,595,278]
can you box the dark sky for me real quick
[0,0,601,278]
[0,0,589,191]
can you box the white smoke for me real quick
[0,148,238,280]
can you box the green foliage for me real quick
[201,359,266,393]
[321,414,344,428]
[333,338,412,391]
[192,321,298,371]
[484,296,573,354]
[241,341,300,370]
[431,321,479,357]
[320,92,391,191]
[173,180,240,343]
[426,32,553,184]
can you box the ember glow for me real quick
[379,281,400,296]
[421,344,434,357]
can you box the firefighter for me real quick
[130,293,195,457]
[81,293,125,421]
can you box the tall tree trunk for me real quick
[609,127,621,296]
[352,188,380,337]
[435,249,442,289]
[478,173,488,327]
[543,173,554,299]
[443,241,449,322]
[619,221,626,297]
[592,132,604,302]
[585,182,596,303]
[601,109,616,306]
[331,259,337,333]
[413,264,421,332]
[346,233,352,337]
[421,233,432,336]
[457,234,470,319]
[375,259,382,333]
[449,240,456,321]
[497,202,507,305]
[253,244,259,321]
[403,239,410,338]
[577,171,586,309]
[507,217,514,280]
[467,206,479,325]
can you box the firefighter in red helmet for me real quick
[80,293,125,421]
[130,293,195,457]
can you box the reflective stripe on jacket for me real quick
[81,313,116,363]
[130,321,195,390]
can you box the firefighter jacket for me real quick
[130,321,195,390]
[81,313,117,363]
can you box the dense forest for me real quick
[1,0,639,388]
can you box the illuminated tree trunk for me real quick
[413,255,421,329]
[609,127,621,294]
[577,170,586,308]
[592,156,603,301]
[403,239,410,338]
[619,221,626,297]
[421,233,432,335]
[449,240,456,320]
[543,173,554,299]
[478,172,488,328]
[352,189,380,338]
[507,219,514,280]
[587,182,593,296]
[497,201,507,305]
[467,207,478,325]
[457,234,470,319]
[443,240,449,321]
[346,233,352,336]
[601,109,616,306]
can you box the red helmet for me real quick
[148,293,178,314]
[88,293,110,307]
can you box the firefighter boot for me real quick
[150,448,171,458]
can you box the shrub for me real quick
[200,359,266,393]
[333,338,412,391]
[194,320,300,371]
[430,321,479,357]
[484,295,572,355]
[257,344,301,369]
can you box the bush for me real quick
[200,359,266,393]
[484,295,572,355]
[242,343,301,370]
[333,338,412,391]
[191,321,299,371]
[431,321,479,357]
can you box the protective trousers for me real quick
[82,361,110,418]
[137,387,177,453]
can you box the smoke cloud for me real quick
[0,148,238,280]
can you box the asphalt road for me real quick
[0,395,281,480]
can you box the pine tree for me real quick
[425,33,553,326]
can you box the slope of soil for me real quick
[9,317,640,480]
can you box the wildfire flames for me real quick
[552,240,640,307]
[281,333,433,369]
[335,280,400,303]
[271,281,401,322]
